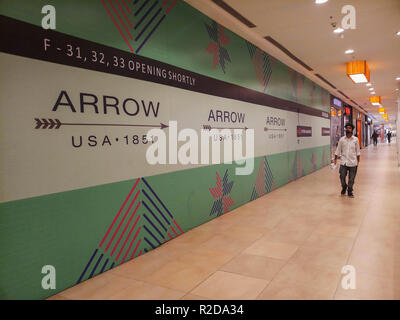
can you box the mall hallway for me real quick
[50,142,400,300]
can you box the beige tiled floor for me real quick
[50,142,400,300]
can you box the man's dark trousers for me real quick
[340,165,358,193]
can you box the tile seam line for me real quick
[183,232,265,297]
[129,232,246,293]
[253,165,349,299]
[107,278,187,299]
[254,231,310,299]
[213,229,288,300]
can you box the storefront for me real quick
[350,107,367,148]
[356,111,363,148]
[343,103,353,133]
[330,96,343,161]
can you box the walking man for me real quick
[387,131,392,144]
[334,123,360,198]
[371,130,378,146]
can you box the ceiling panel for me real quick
[187,0,400,120]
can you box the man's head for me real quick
[345,123,354,135]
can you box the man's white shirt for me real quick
[335,135,361,167]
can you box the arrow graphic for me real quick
[202,125,248,131]
[264,127,287,132]
[34,118,169,130]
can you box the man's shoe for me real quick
[341,187,347,195]
[348,192,354,198]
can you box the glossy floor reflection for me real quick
[50,142,400,300]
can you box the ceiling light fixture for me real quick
[334,27,344,34]
[346,60,370,83]
[370,92,376,94]
[378,107,386,114]
[366,83,372,86]
[397,31,400,36]
[370,96,382,106]
[396,77,400,81]
[315,0,328,3]
[345,49,354,54]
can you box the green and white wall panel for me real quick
[0,0,330,299]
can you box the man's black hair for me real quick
[345,123,355,130]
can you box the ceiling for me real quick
[185,0,400,123]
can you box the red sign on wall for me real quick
[297,126,312,137]
[321,128,330,136]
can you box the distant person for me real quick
[371,130,378,146]
[334,123,360,198]
[387,131,392,144]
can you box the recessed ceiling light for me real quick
[348,74,369,83]
[396,77,400,81]
[334,27,344,34]
[345,49,354,54]
[368,88,374,91]
[315,0,328,3]
[371,92,376,94]
[366,83,372,86]
[397,31,400,36]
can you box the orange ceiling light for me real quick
[346,60,370,83]
[378,107,386,114]
[382,114,389,120]
[370,96,381,106]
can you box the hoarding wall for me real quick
[0,0,330,299]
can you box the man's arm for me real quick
[334,155,339,165]
[356,140,361,164]
[334,139,341,165]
